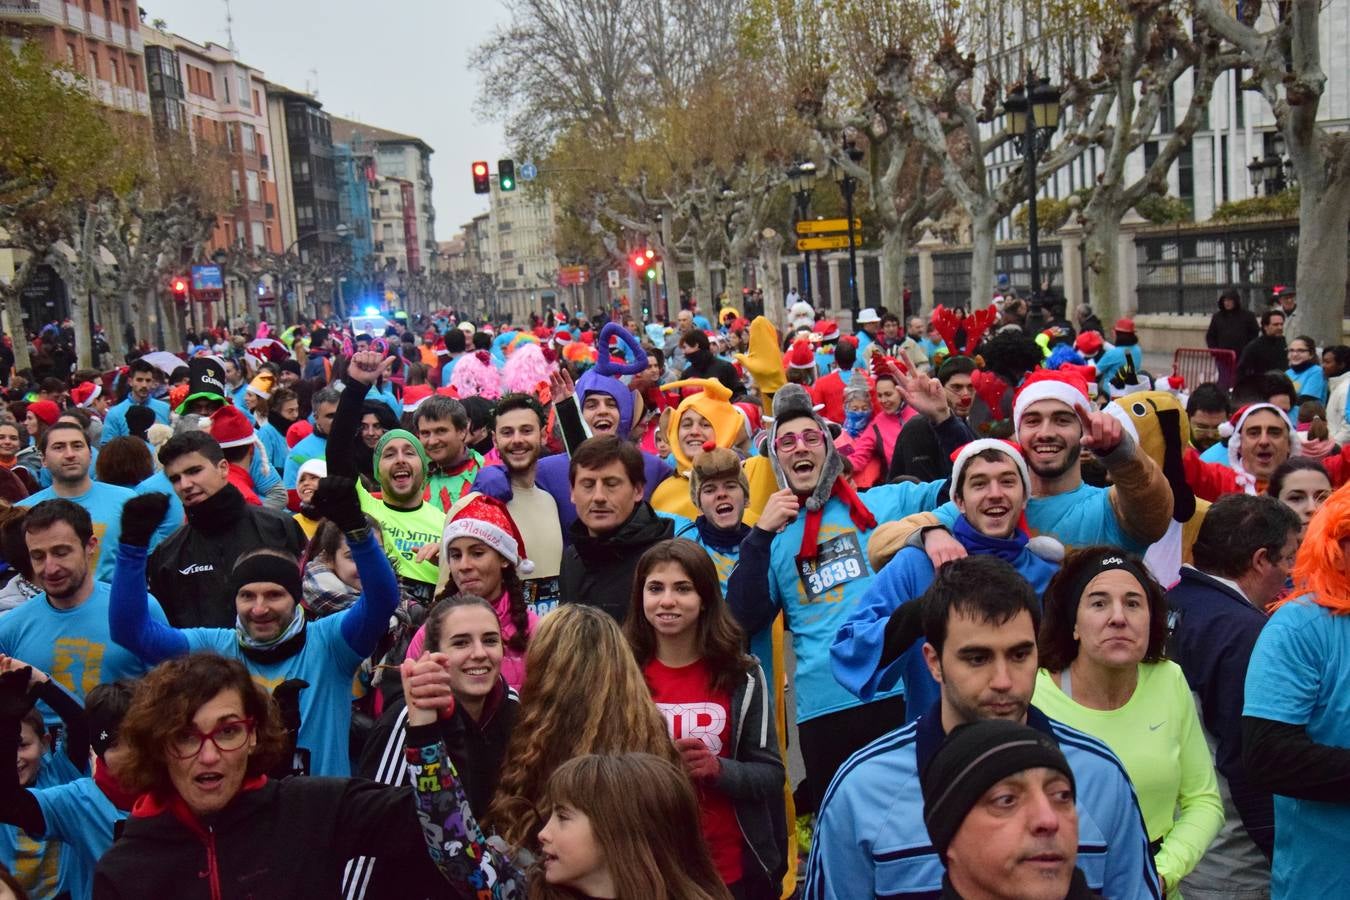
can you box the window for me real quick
[1234,69,1245,127]
[88,50,99,79]
[382,223,394,240]
[246,170,260,202]
[238,75,249,109]
[292,159,309,181]
[225,123,235,151]
[1178,143,1195,211]
[230,169,240,199]
[252,89,261,111]
[222,72,230,103]
[241,125,256,153]
[297,204,314,226]
[251,221,265,250]
[1220,134,1230,203]
[109,57,119,86]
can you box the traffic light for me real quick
[498,159,516,192]
[643,248,658,280]
[630,250,649,274]
[171,276,188,303]
[471,161,490,194]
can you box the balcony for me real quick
[94,79,113,105]
[107,21,127,47]
[87,10,108,40]
[113,84,132,110]
[0,0,63,25]
[134,92,149,114]
[128,28,142,52]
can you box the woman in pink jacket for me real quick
[845,362,917,488]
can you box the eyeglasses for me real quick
[1289,347,1312,356]
[775,429,825,453]
[169,718,255,759]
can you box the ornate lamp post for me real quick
[787,161,817,300]
[1005,74,1062,297]
[833,142,865,312]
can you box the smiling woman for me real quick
[1032,548,1223,895]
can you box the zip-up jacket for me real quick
[559,502,674,621]
[145,484,306,628]
[803,703,1161,900]
[94,777,426,899]
[719,663,789,888]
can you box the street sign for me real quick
[797,235,853,251]
[796,218,862,236]
[559,265,589,286]
[519,161,538,181]
[607,269,621,289]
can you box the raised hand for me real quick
[399,652,456,726]
[896,368,951,424]
[120,492,171,548]
[757,489,801,533]
[302,476,366,534]
[548,367,576,406]
[347,350,395,386]
[1078,406,1124,455]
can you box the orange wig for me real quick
[1287,481,1350,614]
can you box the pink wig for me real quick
[449,350,503,401]
[501,342,555,396]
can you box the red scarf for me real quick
[796,478,877,562]
[94,762,140,811]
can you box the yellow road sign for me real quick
[795,218,862,235]
[796,235,853,251]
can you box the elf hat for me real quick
[71,381,101,408]
[441,493,534,575]
[1012,369,1092,431]
[949,438,1030,498]
[208,405,255,449]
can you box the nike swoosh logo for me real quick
[1149,722,1165,731]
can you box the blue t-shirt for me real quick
[766,480,944,722]
[1199,440,1231,467]
[99,396,170,446]
[184,613,364,777]
[0,582,165,725]
[257,422,290,487]
[930,480,1147,553]
[1287,365,1327,404]
[0,825,64,900]
[134,470,185,550]
[1243,597,1350,898]
[19,482,135,582]
[283,431,328,489]
[32,776,124,900]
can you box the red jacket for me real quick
[811,369,850,424]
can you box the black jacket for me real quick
[683,348,746,400]
[1206,302,1260,355]
[146,484,306,628]
[560,502,674,621]
[345,679,519,900]
[1236,333,1288,381]
[94,777,428,899]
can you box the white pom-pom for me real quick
[1218,421,1235,439]
[1027,535,1065,563]
[516,558,535,576]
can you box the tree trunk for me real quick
[0,250,38,372]
[1082,206,1124,324]
[881,227,910,314]
[1296,182,1350,344]
[723,250,745,314]
[693,250,712,316]
[967,211,998,312]
[757,229,785,332]
[157,289,182,354]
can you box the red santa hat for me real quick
[1219,402,1298,493]
[208,405,256,449]
[949,438,1031,497]
[71,381,101,408]
[402,383,433,412]
[786,337,817,370]
[1012,369,1092,431]
[440,493,534,575]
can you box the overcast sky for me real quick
[142,0,509,240]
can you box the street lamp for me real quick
[1247,152,1287,197]
[834,142,865,312]
[282,224,350,321]
[1005,73,1062,299]
[787,161,817,301]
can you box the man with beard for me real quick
[804,556,1159,900]
[900,369,1172,558]
[328,351,443,607]
[100,358,167,446]
[18,422,134,582]
[414,396,484,511]
[1237,309,1288,382]
[0,500,164,719]
[283,387,340,489]
[486,393,561,614]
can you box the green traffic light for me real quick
[501,177,514,190]
[645,269,656,280]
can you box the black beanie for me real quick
[921,719,1075,859]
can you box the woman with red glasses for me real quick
[93,653,429,897]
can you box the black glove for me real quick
[302,476,366,534]
[0,668,36,721]
[271,679,309,735]
[120,492,172,547]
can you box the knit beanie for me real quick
[26,400,60,427]
[843,368,874,407]
[688,444,750,507]
[373,428,430,477]
[921,719,1075,860]
[440,492,534,574]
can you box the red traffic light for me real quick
[631,253,648,270]
[471,161,491,194]
[172,278,187,293]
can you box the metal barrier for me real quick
[1173,347,1237,391]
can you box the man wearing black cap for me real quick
[921,719,1094,899]
[804,556,1159,900]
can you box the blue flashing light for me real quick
[364,305,379,316]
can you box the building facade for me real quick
[487,183,560,324]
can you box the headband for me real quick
[1064,552,1150,616]
[225,554,303,608]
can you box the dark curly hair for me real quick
[975,330,1045,384]
[117,653,286,796]
[1037,547,1168,672]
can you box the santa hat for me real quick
[949,439,1031,498]
[786,338,817,370]
[1012,369,1092,431]
[71,381,101,408]
[1074,330,1104,357]
[296,458,328,482]
[246,372,275,400]
[208,405,255,449]
[401,383,433,412]
[814,320,840,342]
[1220,402,1298,493]
[441,493,534,575]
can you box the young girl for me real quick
[401,653,731,900]
[348,595,519,899]
[625,539,787,899]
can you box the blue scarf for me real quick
[694,516,750,554]
[953,515,1028,564]
[844,410,870,438]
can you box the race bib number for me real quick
[524,577,561,617]
[796,532,866,601]
[400,574,435,607]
